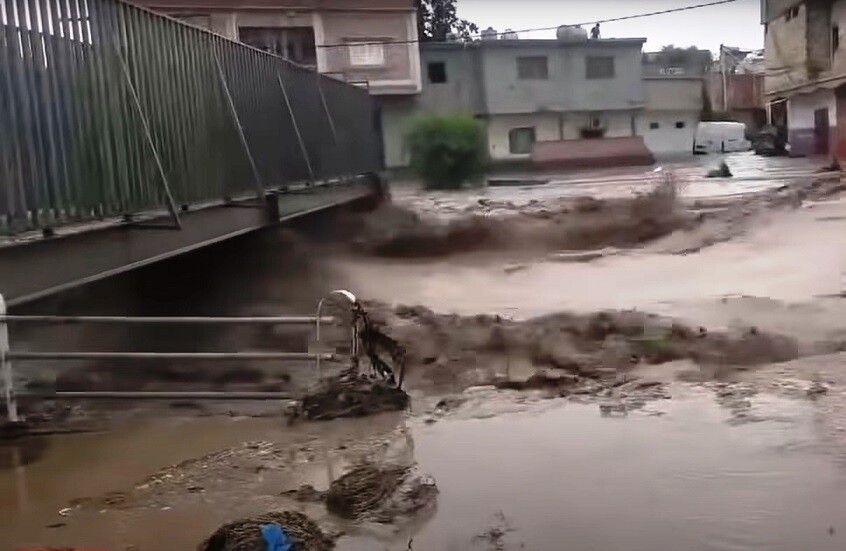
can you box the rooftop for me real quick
[422,38,647,50]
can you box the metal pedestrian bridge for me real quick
[0,0,383,306]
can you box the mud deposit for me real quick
[199,511,333,551]
[299,372,409,421]
[364,303,799,394]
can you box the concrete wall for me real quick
[644,78,703,111]
[134,1,420,95]
[765,0,846,97]
[637,78,701,155]
[321,11,420,94]
[379,95,418,168]
[486,111,637,161]
[478,40,646,115]
[636,111,699,155]
[764,1,808,94]
[418,46,485,114]
[787,88,836,155]
[487,113,559,161]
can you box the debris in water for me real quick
[282,484,326,503]
[706,161,733,178]
[326,462,409,519]
[197,510,333,551]
[807,381,829,397]
[299,370,409,421]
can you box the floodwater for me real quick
[376,391,846,551]
[4,389,846,550]
[3,153,846,550]
[333,197,846,328]
[392,153,828,217]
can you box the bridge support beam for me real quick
[0,178,377,307]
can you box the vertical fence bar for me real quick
[277,72,315,183]
[116,42,181,228]
[8,0,43,227]
[38,0,72,221]
[0,0,381,236]
[0,294,19,423]
[214,51,264,197]
[0,2,25,231]
[54,0,88,220]
[17,0,54,225]
[27,0,64,225]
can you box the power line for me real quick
[316,0,741,49]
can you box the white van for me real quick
[694,121,751,154]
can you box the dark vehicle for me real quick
[753,125,788,156]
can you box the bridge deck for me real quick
[0,177,376,307]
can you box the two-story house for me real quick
[477,38,647,162]
[383,32,706,168]
[133,0,422,96]
[382,34,650,167]
[763,0,846,158]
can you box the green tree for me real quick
[416,0,479,41]
[404,114,486,190]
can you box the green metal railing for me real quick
[0,0,381,235]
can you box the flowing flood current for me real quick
[4,154,846,550]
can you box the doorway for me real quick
[814,107,830,154]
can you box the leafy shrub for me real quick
[403,114,486,189]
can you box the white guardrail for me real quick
[0,290,359,424]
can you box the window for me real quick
[785,6,799,21]
[517,56,548,80]
[649,122,660,130]
[348,41,385,66]
[675,121,686,129]
[834,25,841,52]
[586,56,615,79]
[428,61,447,83]
[508,127,536,154]
[239,27,316,66]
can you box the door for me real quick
[836,85,846,161]
[814,107,830,155]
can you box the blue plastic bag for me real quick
[261,523,294,551]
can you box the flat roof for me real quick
[422,38,647,50]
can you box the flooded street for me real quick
[5,388,846,550]
[4,153,846,550]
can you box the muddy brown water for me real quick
[3,154,845,550]
[3,389,846,550]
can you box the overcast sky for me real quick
[456,0,763,54]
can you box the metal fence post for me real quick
[277,73,315,183]
[315,290,358,379]
[0,294,20,423]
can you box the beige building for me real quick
[135,0,422,95]
[763,0,846,158]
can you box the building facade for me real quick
[637,77,703,155]
[382,36,706,168]
[478,39,647,162]
[133,0,422,96]
[763,0,846,158]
